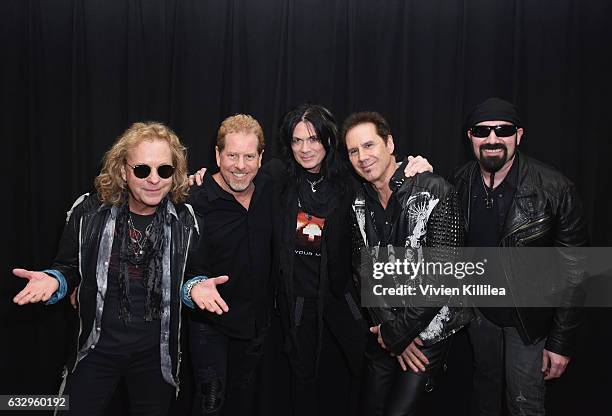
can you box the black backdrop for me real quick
[2,0,612,415]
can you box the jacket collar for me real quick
[103,198,179,220]
[458,151,544,238]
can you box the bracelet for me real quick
[184,277,206,302]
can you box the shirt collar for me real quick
[203,170,265,203]
[501,152,519,192]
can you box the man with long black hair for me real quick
[274,104,367,416]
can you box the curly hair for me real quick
[217,114,265,154]
[95,122,189,205]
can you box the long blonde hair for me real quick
[95,122,189,205]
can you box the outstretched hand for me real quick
[190,275,230,315]
[188,167,207,187]
[12,268,59,305]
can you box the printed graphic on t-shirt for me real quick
[295,210,326,256]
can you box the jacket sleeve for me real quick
[545,183,588,357]
[183,210,210,307]
[46,193,91,299]
[380,189,464,355]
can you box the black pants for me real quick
[289,296,367,416]
[361,334,450,416]
[66,345,173,416]
[468,308,546,416]
[189,319,267,416]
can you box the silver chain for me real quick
[128,215,153,257]
[306,176,324,193]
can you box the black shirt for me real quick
[467,155,519,327]
[97,212,160,352]
[187,171,274,339]
[363,181,400,246]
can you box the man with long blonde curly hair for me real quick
[12,121,203,415]
[95,121,190,207]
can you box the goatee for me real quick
[479,143,508,173]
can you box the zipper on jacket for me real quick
[71,216,85,372]
[517,226,550,246]
[501,216,549,243]
[497,217,550,344]
[175,226,193,397]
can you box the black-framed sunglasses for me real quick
[470,124,518,138]
[125,163,175,179]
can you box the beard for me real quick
[220,171,251,192]
[478,143,510,173]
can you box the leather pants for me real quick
[361,335,451,416]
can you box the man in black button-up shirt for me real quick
[182,114,276,416]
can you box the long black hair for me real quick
[278,103,348,187]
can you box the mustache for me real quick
[480,143,507,151]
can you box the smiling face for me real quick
[215,131,262,194]
[291,120,327,173]
[468,120,523,173]
[345,122,395,185]
[121,138,174,215]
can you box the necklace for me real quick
[480,174,494,209]
[128,215,153,257]
[306,176,324,193]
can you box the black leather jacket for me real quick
[351,168,472,355]
[453,153,588,356]
[48,193,200,391]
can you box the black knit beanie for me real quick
[466,97,522,129]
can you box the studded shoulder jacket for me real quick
[351,168,472,355]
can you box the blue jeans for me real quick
[468,308,546,416]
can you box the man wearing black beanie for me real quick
[452,97,588,415]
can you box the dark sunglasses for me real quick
[470,124,518,138]
[126,163,175,179]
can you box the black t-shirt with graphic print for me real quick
[293,207,326,298]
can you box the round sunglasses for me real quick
[470,125,518,138]
[125,163,175,179]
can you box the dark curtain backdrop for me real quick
[2,0,611,415]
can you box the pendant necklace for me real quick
[128,214,152,258]
[306,176,324,193]
[481,172,495,209]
